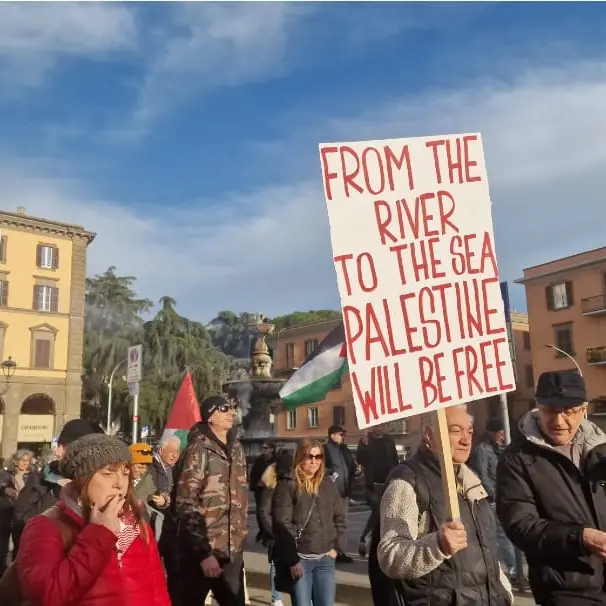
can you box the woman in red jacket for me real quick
[16,433,170,606]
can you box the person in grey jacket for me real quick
[469,417,517,581]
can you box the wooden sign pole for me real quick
[434,407,460,520]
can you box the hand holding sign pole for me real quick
[319,134,515,520]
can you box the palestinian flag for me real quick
[279,323,347,408]
[160,369,201,449]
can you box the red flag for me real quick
[161,370,200,448]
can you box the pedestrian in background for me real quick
[258,448,294,606]
[469,417,517,581]
[249,440,277,541]
[323,425,357,563]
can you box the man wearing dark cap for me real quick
[13,419,104,525]
[497,370,606,606]
[172,395,248,606]
[470,417,517,581]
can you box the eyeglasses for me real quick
[305,453,323,462]
[217,404,239,413]
[538,404,586,418]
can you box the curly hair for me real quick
[10,449,33,473]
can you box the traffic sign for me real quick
[127,381,139,396]
[141,425,149,439]
[127,344,143,383]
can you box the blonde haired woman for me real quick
[272,439,345,606]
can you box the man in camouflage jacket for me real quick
[172,395,248,606]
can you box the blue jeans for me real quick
[269,560,282,603]
[291,556,336,606]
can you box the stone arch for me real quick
[20,393,55,415]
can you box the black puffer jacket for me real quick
[272,474,346,567]
[497,412,606,606]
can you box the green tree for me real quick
[271,309,342,331]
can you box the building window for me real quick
[546,281,573,311]
[0,235,6,263]
[523,332,531,351]
[33,285,58,313]
[285,342,295,369]
[286,409,296,430]
[525,364,534,388]
[553,323,575,356]
[36,244,59,270]
[308,407,319,428]
[0,279,7,307]
[333,405,346,427]
[304,339,319,357]
[29,324,58,370]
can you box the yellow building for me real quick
[0,208,95,460]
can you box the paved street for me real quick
[243,510,538,605]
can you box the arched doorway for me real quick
[18,393,55,454]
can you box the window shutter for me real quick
[35,339,51,369]
[0,236,6,262]
[32,285,40,310]
[52,246,59,269]
[0,281,7,307]
[50,287,59,312]
[36,244,42,268]
[545,286,554,311]
[565,281,574,306]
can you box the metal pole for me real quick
[107,360,126,433]
[132,393,139,444]
[500,393,512,444]
[544,344,583,376]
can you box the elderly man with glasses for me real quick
[497,370,606,606]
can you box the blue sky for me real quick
[2,2,606,322]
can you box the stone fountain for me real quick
[222,321,286,459]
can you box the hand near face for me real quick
[90,494,125,536]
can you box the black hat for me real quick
[486,417,504,433]
[328,425,346,437]
[57,419,104,447]
[535,370,587,408]
[200,395,230,422]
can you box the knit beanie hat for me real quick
[57,419,105,446]
[200,395,229,422]
[129,442,153,466]
[59,434,131,480]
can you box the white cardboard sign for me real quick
[319,133,516,429]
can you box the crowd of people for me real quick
[0,368,604,606]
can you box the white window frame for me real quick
[551,283,569,310]
[38,285,54,312]
[286,409,296,430]
[308,407,319,428]
[39,246,55,269]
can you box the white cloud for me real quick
[116,3,314,140]
[3,55,606,320]
[0,3,137,91]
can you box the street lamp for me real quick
[1,356,16,394]
[544,344,583,376]
[107,359,126,432]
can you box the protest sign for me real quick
[319,133,516,431]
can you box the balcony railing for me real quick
[581,294,606,315]
[587,346,606,365]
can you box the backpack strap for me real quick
[41,505,77,552]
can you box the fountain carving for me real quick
[222,320,286,458]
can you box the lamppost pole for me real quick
[1,356,16,396]
[107,359,126,433]
[544,344,583,376]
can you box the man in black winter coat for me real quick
[324,425,357,563]
[497,370,606,606]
